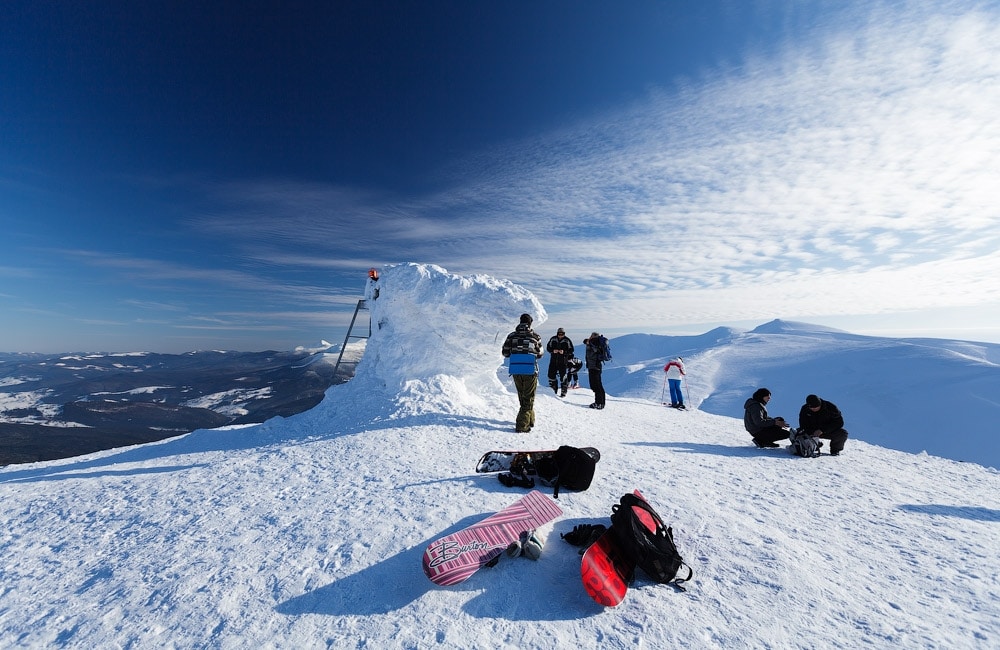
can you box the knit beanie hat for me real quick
[806,394,821,408]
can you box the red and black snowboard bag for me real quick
[610,492,693,591]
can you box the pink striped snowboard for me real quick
[422,490,563,586]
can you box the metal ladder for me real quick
[333,299,370,377]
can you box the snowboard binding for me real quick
[498,472,535,489]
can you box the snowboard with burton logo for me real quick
[422,490,563,586]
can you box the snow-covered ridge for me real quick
[596,322,1000,470]
[749,319,850,335]
[2,263,998,648]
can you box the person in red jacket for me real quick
[663,357,686,409]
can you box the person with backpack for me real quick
[584,333,608,410]
[501,313,544,433]
[663,357,686,409]
[743,387,791,448]
[545,328,574,398]
[797,394,849,456]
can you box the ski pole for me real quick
[660,372,667,404]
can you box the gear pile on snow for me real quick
[789,428,823,458]
[609,492,693,590]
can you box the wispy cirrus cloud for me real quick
[419,3,1000,324]
[171,2,1000,340]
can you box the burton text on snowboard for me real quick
[422,490,563,586]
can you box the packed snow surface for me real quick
[2,263,998,648]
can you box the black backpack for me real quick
[609,492,693,591]
[534,446,600,498]
[594,335,612,362]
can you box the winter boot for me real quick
[522,531,544,560]
[506,529,537,558]
[505,534,524,558]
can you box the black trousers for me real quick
[752,425,790,445]
[548,362,567,390]
[588,369,605,406]
[817,428,849,454]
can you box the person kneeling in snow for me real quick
[797,394,849,456]
[565,356,583,389]
[743,387,791,448]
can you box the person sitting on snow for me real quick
[743,387,791,448]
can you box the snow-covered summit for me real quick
[749,319,851,336]
[353,263,544,415]
[1,264,998,649]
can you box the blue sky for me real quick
[2,1,999,353]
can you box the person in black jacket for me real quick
[584,333,607,409]
[545,328,574,397]
[743,387,791,448]
[797,394,849,456]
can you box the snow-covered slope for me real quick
[2,264,998,648]
[593,319,1000,469]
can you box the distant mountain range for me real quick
[6,316,1000,470]
[0,345,363,465]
